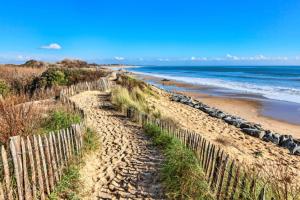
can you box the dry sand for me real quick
[70,91,164,199]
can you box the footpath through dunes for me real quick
[70,91,165,200]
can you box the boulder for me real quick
[215,111,227,119]
[279,135,297,152]
[262,132,280,144]
[242,128,265,138]
[292,145,300,155]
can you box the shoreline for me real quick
[134,73,300,138]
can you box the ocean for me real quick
[126,65,300,124]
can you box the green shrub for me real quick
[0,79,10,96]
[144,123,213,200]
[48,165,81,200]
[42,110,81,132]
[83,128,100,152]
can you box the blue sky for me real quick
[1,0,300,65]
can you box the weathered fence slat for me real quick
[210,152,223,192]
[33,135,45,200]
[0,182,5,200]
[38,135,50,195]
[43,135,54,191]
[21,138,32,200]
[224,160,235,199]
[204,143,212,173]
[10,138,23,200]
[230,166,240,200]
[49,133,59,184]
[239,172,247,199]
[1,146,14,200]
[216,154,229,200]
[208,146,218,180]
[26,136,37,200]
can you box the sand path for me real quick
[70,91,164,200]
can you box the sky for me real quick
[0,0,300,65]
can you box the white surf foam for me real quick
[134,71,300,104]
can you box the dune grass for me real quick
[111,85,160,116]
[42,110,81,132]
[144,123,213,200]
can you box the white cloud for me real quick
[114,56,125,61]
[158,58,170,62]
[226,54,240,60]
[41,43,62,50]
[190,56,208,61]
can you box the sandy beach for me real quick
[136,74,300,139]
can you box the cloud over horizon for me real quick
[114,56,125,61]
[41,43,62,50]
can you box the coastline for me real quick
[134,73,300,138]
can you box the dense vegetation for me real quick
[0,60,109,98]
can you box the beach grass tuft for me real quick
[144,123,213,200]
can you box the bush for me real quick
[29,68,108,93]
[144,124,213,200]
[42,110,81,132]
[0,80,10,97]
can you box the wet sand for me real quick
[135,74,300,138]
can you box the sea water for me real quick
[127,65,300,124]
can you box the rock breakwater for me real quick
[171,94,300,155]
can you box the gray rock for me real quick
[292,145,300,155]
[279,135,297,151]
[263,132,280,144]
[242,128,265,138]
[194,104,201,109]
[215,111,227,119]
[272,133,281,145]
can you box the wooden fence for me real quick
[125,107,277,200]
[0,77,111,200]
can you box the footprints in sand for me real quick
[70,91,164,200]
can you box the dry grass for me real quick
[260,162,300,200]
[0,66,46,83]
[0,94,42,144]
[215,136,232,146]
[0,66,46,95]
